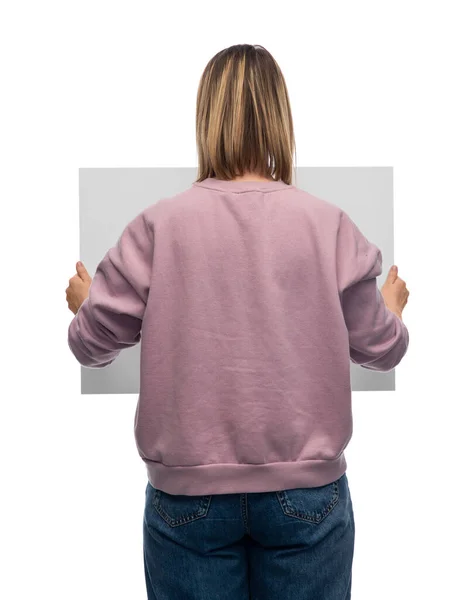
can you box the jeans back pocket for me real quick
[276,475,341,524]
[152,487,212,528]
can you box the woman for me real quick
[67,44,410,599]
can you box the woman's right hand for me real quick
[380,265,409,320]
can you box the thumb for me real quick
[387,264,398,283]
[76,261,91,282]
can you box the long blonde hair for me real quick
[195,44,296,184]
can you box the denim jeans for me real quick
[143,472,355,599]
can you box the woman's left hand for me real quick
[66,261,92,315]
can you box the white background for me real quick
[1,1,474,598]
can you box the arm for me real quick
[67,209,153,368]
[336,210,409,372]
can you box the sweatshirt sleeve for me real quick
[336,210,409,372]
[68,209,153,368]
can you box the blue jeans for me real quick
[143,472,355,599]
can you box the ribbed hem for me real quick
[143,454,348,495]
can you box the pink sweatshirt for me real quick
[68,177,409,495]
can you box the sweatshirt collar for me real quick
[193,177,293,193]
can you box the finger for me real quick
[76,261,91,282]
[386,265,398,284]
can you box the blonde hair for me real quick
[195,44,296,185]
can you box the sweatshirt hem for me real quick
[143,454,348,495]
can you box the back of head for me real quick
[195,44,296,185]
